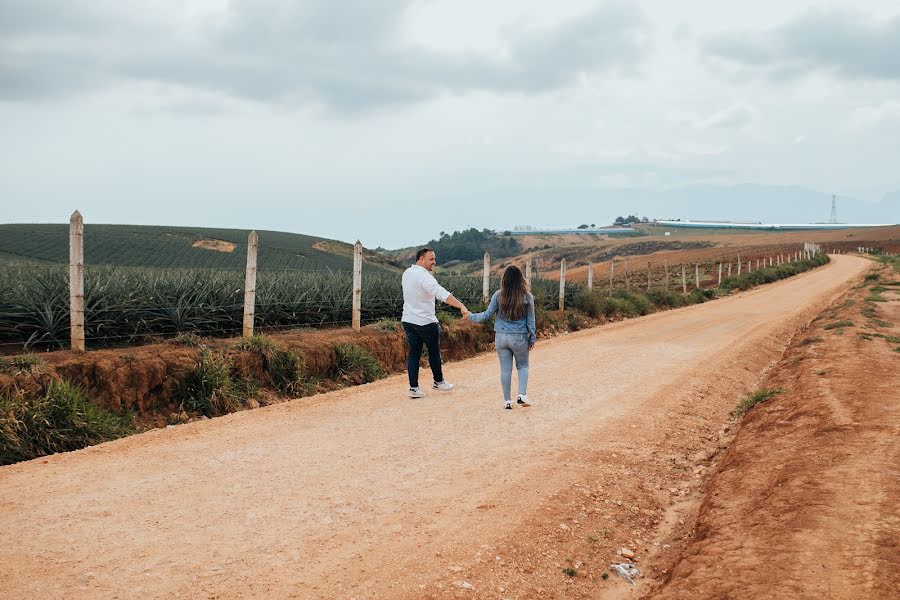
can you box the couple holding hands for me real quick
[401,247,536,410]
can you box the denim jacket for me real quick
[468,290,536,345]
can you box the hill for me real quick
[0,224,400,272]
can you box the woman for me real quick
[465,265,536,410]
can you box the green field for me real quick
[0,224,396,272]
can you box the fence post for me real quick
[352,240,362,331]
[695,264,700,290]
[624,260,630,291]
[717,262,722,287]
[483,252,490,304]
[609,258,615,297]
[681,264,687,294]
[242,231,258,338]
[559,258,566,311]
[737,254,742,276]
[728,263,732,277]
[665,261,670,290]
[587,262,593,291]
[69,210,85,352]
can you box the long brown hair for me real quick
[499,265,528,320]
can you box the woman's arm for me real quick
[526,293,537,346]
[466,291,499,323]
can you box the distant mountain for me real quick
[0,224,400,272]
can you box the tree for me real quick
[577,224,589,229]
[614,216,626,226]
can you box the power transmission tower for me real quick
[830,195,837,224]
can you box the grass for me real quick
[0,354,45,374]
[0,379,133,465]
[373,318,400,333]
[168,332,205,347]
[823,320,854,330]
[180,349,241,417]
[732,387,783,418]
[562,567,577,578]
[332,343,385,383]
[798,336,824,346]
[868,319,893,328]
[235,335,307,395]
[865,293,887,302]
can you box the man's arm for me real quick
[443,294,468,315]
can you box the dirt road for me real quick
[0,256,869,599]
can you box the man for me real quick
[401,247,469,398]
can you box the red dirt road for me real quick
[0,256,870,599]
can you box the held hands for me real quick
[460,307,471,321]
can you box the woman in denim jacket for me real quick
[465,265,536,410]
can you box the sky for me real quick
[1,0,899,248]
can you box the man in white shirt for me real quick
[402,248,470,398]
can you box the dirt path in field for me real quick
[0,256,870,599]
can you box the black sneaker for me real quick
[504,401,512,410]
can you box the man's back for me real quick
[402,265,449,326]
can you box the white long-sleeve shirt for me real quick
[401,265,451,325]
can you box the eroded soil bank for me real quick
[650,259,900,599]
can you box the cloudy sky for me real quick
[1,0,899,247]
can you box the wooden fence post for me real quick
[665,261,670,291]
[587,262,593,291]
[717,262,722,287]
[624,260,630,291]
[728,263,732,277]
[352,240,362,331]
[242,231,258,338]
[609,259,615,297]
[69,210,85,352]
[737,254,742,276]
[695,264,700,290]
[483,252,490,304]
[681,264,687,294]
[559,258,566,311]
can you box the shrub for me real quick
[614,291,654,316]
[333,343,384,383]
[180,349,240,416]
[732,387,783,418]
[0,380,132,465]
[823,320,854,330]
[647,290,686,309]
[572,290,609,319]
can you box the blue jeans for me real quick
[495,333,529,403]
[403,321,444,388]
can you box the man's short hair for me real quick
[416,247,434,261]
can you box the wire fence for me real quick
[0,217,838,352]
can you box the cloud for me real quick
[666,103,755,130]
[702,9,900,81]
[0,0,650,112]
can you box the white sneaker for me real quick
[408,387,424,398]
[517,394,531,407]
[432,381,454,391]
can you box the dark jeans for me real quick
[402,321,444,388]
